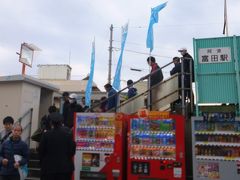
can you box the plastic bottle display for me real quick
[194,112,240,161]
[76,115,115,152]
[195,146,240,158]
[130,118,176,160]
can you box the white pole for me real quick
[223,0,229,36]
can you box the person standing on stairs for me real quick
[0,116,14,146]
[0,124,29,180]
[39,112,76,180]
[170,57,182,111]
[143,56,164,110]
[178,48,195,101]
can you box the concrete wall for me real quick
[38,88,54,124]
[38,65,71,80]
[0,80,55,148]
[20,83,41,137]
[0,82,22,130]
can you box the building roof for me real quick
[0,75,59,91]
[42,79,100,93]
[37,64,72,70]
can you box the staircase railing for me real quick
[86,58,193,116]
[0,108,33,146]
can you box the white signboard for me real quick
[19,43,34,67]
[198,47,231,64]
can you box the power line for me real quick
[113,40,177,51]
[113,47,172,59]
[113,22,240,29]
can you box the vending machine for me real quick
[192,112,240,180]
[73,113,126,180]
[127,111,186,180]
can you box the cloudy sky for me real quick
[0,0,239,90]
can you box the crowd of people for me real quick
[0,47,194,180]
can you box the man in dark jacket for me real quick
[170,57,182,111]
[0,124,29,180]
[62,92,70,127]
[65,93,83,128]
[178,48,194,100]
[170,56,181,90]
[146,56,164,110]
[104,83,118,112]
[39,112,76,180]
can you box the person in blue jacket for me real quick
[0,123,29,180]
[127,80,137,99]
[104,83,118,112]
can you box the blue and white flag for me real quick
[146,2,168,52]
[85,40,95,107]
[113,23,129,91]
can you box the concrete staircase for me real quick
[26,150,41,180]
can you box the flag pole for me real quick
[223,0,229,36]
[148,51,151,110]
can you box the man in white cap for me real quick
[178,47,194,101]
[65,93,83,128]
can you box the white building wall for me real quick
[38,65,71,80]
[20,83,41,136]
[0,83,22,130]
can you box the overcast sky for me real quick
[0,0,239,90]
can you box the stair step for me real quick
[29,152,39,160]
[28,159,40,168]
[25,177,40,180]
[28,168,41,178]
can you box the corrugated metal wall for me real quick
[194,36,240,104]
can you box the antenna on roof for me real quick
[68,49,71,65]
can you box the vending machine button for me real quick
[173,162,182,167]
[160,165,165,170]
[167,164,173,169]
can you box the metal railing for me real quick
[0,108,33,146]
[86,57,194,116]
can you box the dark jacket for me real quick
[150,63,164,87]
[107,88,118,111]
[170,63,181,88]
[0,137,29,176]
[127,87,137,99]
[66,102,83,128]
[40,115,51,131]
[182,53,195,83]
[39,127,76,175]
[63,100,70,126]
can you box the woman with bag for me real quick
[0,124,29,180]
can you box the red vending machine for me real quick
[73,113,126,180]
[127,111,186,180]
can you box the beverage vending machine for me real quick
[73,113,126,180]
[127,111,186,180]
[192,112,240,180]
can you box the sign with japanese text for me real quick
[198,47,231,64]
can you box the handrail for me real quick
[0,108,33,145]
[86,61,174,112]
[86,55,194,116]
[17,108,33,124]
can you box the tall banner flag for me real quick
[113,23,129,90]
[85,40,95,107]
[146,2,168,52]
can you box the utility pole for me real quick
[108,24,113,84]
[223,0,229,36]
